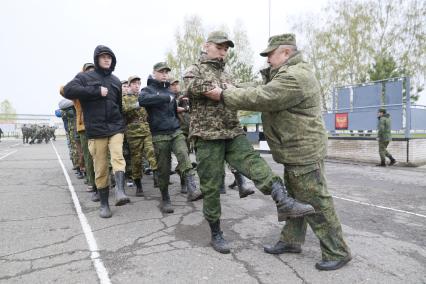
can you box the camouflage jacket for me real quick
[183,57,244,140]
[222,52,327,165]
[122,92,151,137]
[377,114,392,142]
[176,92,190,135]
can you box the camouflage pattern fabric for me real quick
[195,135,281,223]
[378,141,393,161]
[127,135,157,179]
[280,160,351,261]
[122,93,151,137]
[183,56,244,140]
[152,130,194,192]
[223,52,328,166]
[377,114,392,142]
[63,108,79,167]
[79,131,95,186]
[123,136,132,178]
[222,48,350,261]
[122,92,158,177]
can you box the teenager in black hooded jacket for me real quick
[64,45,130,218]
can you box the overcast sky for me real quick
[1,0,424,115]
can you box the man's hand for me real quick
[101,86,108,97]
[204,87,222,101]
[177,107,186,113]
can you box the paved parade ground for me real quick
[0,138,425,284]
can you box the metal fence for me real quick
[323,77,426,138]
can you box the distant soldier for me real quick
[49,126,56,141]
[376,108,396,166]
[122,75,159,197]
[138,62,203,213]
[22,124,30,143]
[0,127,3,142]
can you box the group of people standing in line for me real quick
[59,31,352,271]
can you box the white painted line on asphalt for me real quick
[333,195,426,219]
[10,143,21,147]
[51,142,111,284]
[0,150,17,160]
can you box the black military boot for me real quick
[180,174,188,194]
[208,220,230,254]
[228,179,237,189]
[134,178,144,197]
[263,240,302,254]
[76,168,84,179]
[234,172,254,198]
[271,181,315,221]
[114,171,130,206]
[153,170,159,188]
[98,188,112,218]
[315,254,352,271]
[160,189,174,213]
[186,174,203,201]
[376,159,386,167]
[91,185,100,202]
[389,157,396,166]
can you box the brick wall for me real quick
[327,138,426,166]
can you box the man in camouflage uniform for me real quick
[184,31,315,254]
[21,124,30,143]
[138,62,203,213]
[122,75,159,196]
[376,108,396,167]
[208,33,351,270]
[169,77,191,193]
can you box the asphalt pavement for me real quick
[0,138,425,284]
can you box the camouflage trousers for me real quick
[280,160,351,261]
[127,134,158,180]
[153,130,194,192]
[66,116,79,168]
[195,134,281,223]
[378,141,393,161]
[79,131,95,187]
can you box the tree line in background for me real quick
[0,100,16,121]
[166,0,425,111]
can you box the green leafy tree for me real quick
[291,0,425,109]
[0,99,16,122]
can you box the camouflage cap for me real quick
[206,31,234,48]
[260,33,296,57]
[153,62,171,72]
[128,75,141,84]
[82,63,95,72]
[169,77,179,84]
[378,108,387,113]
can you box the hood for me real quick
[146,75,170,89]
[93,45,117,76]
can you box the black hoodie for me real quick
[138,76,180,136]
[64,45,125,138]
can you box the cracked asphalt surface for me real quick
[0,138,425,283]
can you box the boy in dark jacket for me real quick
[138,62,202,213]
[64,45,130,218]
